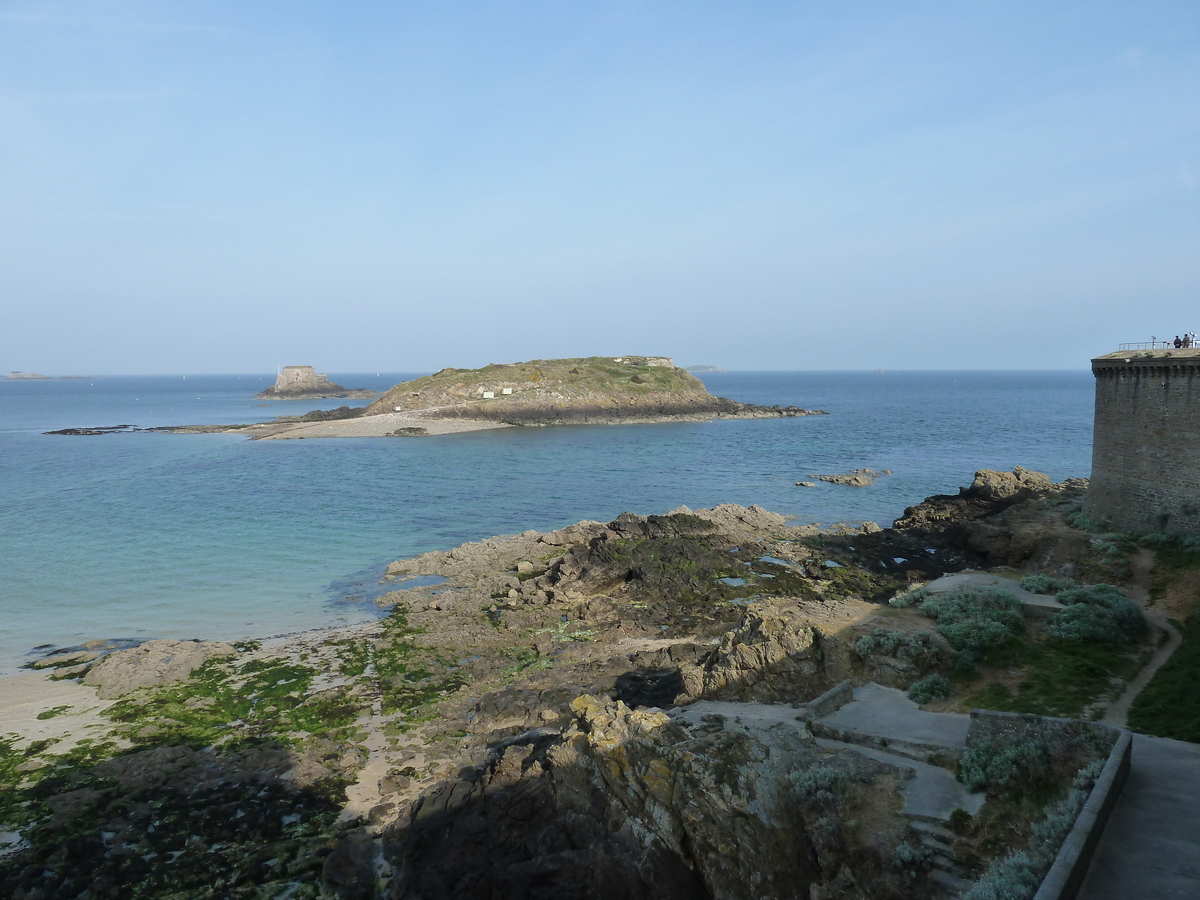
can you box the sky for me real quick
[1,1,1198,374]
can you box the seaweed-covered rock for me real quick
[83,639,237,699]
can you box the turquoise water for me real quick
[0,371,1093,672]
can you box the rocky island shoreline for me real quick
[3,467,1194,898]
[47,357,825,440]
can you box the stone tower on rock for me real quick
[1085,347,1200,533]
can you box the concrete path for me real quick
[669,699,803,730]
[818,683,971,749]
[815,737,985,820]
[924,571,1064,616]
[1078,734,1200,900]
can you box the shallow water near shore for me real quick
[0,370,1092,673]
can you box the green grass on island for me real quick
[366,356,711,415]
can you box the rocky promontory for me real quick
[362,356,823,427]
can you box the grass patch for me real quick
[1128,616,1200,742]
[965,636,1144,719]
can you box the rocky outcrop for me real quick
[816,468,891,487]
[678,609,828,704]
[961,466,1052,501]
[383,695,830,900]
[893,467,1064,532]
[82,639,237,699]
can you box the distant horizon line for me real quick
[2,367,1094,378]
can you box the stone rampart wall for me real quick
[1084,357,1200,533]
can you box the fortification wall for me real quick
[1085,352,1200,533]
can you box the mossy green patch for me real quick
[324,608,469,718]
[35,705,72,720]
[103,656,362,749]
[501,647,555,677]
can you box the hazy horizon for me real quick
[3,364,1099,378]
[3,2,1197,375]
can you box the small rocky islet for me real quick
[0,468,1171,899]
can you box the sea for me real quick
[0,370,1094,674]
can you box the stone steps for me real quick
[909,820,974,895]
[929,867,973,896]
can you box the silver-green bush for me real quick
[1049,583,1145,645]
[919,586,1025,660]
[1019,574,1078,595]
[907,673,953,704]
[789,766,847,809]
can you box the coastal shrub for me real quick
[902,630,942,670]
[907,673,953,704]
[919,586,1025,660]
[854,629,943,671]
[959,738,1050,796]
[855,629,904,658]
[963,771,1096,900]
[890,841,932,877]
[1049,604,1128,645]
[1056,583,1126,607]
[1065,509,1108,533]
[789,765,847,809]
[1019,574,1078,595]
[1049,584,1145,645]
[960,725,1110,800]
[889,586,929,608]
[1089,536,1128,559]
[1139,532,1200,553]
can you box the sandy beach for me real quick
[237,411,512,440]
[0,671,118,754]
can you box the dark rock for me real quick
[323,829,377,900]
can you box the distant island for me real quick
[685,364,726,373]
[89,356,824,440]
[253,365,378,400]
[5,371,91,380]
[6,371,52,380]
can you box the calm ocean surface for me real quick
[0,370,1093,673]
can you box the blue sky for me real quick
[1,1,1197,373]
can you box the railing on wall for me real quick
[1119,340,1196,350]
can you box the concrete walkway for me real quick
[924,571,1064,616]
[818,683,971,748]
[1078,734,1200,900]
[815,737,984,820]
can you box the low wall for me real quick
[966,709,1119,752]
[799,679,853,720]
[1033,730,1132,900]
